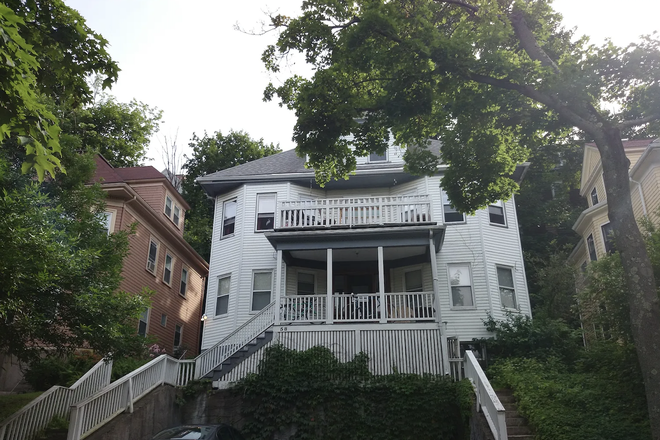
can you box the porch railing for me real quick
[463,350,507,440]
[0,358,112,440]
[279,292,436,323]
[278,195,431,229]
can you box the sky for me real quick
[65,0,659,172]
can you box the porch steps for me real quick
[495,389,534,440]
[205,330,274,381]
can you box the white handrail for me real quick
[194,301,276,379]
[0,358,112,440]
[463,350,507,440]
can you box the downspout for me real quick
[629,177,648,216]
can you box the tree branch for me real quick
[432,0,479,15]
[508,9,561,74]
[617,114,660,129]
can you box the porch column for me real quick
[430,231,450,375]
[378,246,387,323]
[274,249,283,325]
[326,248,333,324]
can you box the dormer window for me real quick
[164,194,183,228]
[590,187,599,205]
[165,196,173,217]
[369,151,387,162]
[173,205,181,227]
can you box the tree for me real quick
[61,97,162,168]
[0,108,150,364]
[263,0,660,434]
[182,131,280,260]
[0,0,118,179]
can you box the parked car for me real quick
[152,425,244,440]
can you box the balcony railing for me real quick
[278,195,432,229]
[279,292,436,323]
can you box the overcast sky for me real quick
[64,0,659,171]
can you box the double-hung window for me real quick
[180,267,188,296]
[173,324,182,348]
[173,205,181,227]
[163,253,173,285]
[146,239,159,274]
[165,196,173,217]
[587,234,597,261]
[297,272,315,295]
[590,187,599,206]
[488,200,506,226]
[369,151,387,162]
[216,275,231,316]
[448,264,474,307]
[222,199,237,237]
[601,223,616,255]
[497,266,517,309]
[256,194,276,231]
[404,269,423,292]
[164,195,183,228]
[138,309,149,337]
[251,271,272,311]
[442,191,465,223]
[101,212,113,235]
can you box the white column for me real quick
[430,231,450,375]
[378,246,387,323]
[326,248,333,324]
[274,250,283,325]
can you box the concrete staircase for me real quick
[496,389,534,440]
[206,330,274,381]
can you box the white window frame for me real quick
[368,151,388,163]
[138,308,149,337]
[251,270,273,312]
[173,204,181,228]
[447,264,475,309]
[496,265,517,310]
[146,238,159,275]
[601,222,616,255]
[163,252,174,286]
[441,190,465,224]
[255,193,277,232]
[101,210,116,235]
[164,195,173,218]
[173,324,183,348]
[488,200,507,226]
[180,266,189,297]
[590,187,599,206]
[216,274,231,316]
[587,233,597,261]
[222,198,237,238]
[296,270,316,296]
[404,267,424,292]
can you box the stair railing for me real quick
[194,301,276,380]
[0,358,112,440]
[463,350,507,440]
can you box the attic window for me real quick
[590,187,599,205]
[369,152,387,162]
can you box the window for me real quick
[180,267,188,297]
[369,151,387,162]
[101,212,113,235]
[497,266,517,309]
[251,271,272,311]
[581,261,588,273]
[448,264,474,307]
[138,309,149,337]
[297,272,315,295]
[590,187,599,206]
[488,200,506,226]
[256,194,276,231]
[601,223,616,255]
[216,275,230,316]
[165,196,173,217]
[163,253,173,285]
[161,314,167,327]
[222,199,237,237]
[405,269,423,292]
[442,191,465,223]
[587,234,597,261]
[173,324,182,348]
[173,205,181,227]
[146,239,159,274]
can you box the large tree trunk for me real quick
[595,127,660,438]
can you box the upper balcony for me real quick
[277,195,433,230]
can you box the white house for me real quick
[196,140,531,379]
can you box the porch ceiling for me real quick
[289,245,426,262]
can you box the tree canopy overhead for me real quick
[263,0,660,435]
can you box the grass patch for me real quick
[0,392,44,422]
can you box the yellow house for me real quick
[569,138,660,270]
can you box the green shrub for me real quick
[110,357,150,381]
[24,353,98,391]
[235,345,472,440]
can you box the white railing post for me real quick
[126,377,134,414]
[275,250,283,325]
[66,406,84,440]
[378,246,387,323]
[327,248,333,324]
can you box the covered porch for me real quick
[265,225,446,326]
